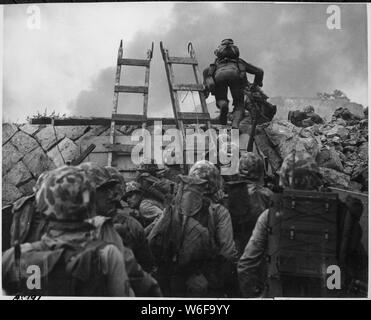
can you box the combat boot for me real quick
[217,100,229,125]
[231,107,245,129]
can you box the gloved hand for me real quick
[203,88,210,99]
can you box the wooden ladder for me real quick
[107,40,154,166]
[160,41,211,137]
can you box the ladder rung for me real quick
[112,114,147,122]
[168,57,198,65]
[115,85,148,94]
[177,112,210,121]
[118,58,150,67]
[173,84,204,91]
[103,143,134,154]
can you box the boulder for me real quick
[2,142,23,174]
[2,123,18,145]
[325,125,349,139]
[47,137,80,167]
[316,147,344,172]
[35,126,65,151]
[23,147,56,178]
[319,167,350,189]
[3,161,32,186]
[358,142,368,162]
[10,131,39,155]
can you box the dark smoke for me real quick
[67,3,367,117]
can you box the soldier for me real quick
[227,152,274,255]
[203,39,264,128]
[2,166,133,297]
[77,162,162,297]
[237,151,366,298]
[104,166,156,273]
[149,160,238,297]
[136,161,174,205]
[123,180,165,233]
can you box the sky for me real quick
[2,2,368,122]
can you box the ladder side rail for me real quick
[189,46,211,129]
[160,42,185,136]
[143,42,153,118]
[108,40,124,166]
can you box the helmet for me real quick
[221,38,234,45]
[303,105,315,114]
[279,150,323,189]
[124,181,142,198]
[35,166,95,221]
[239,152,264,181]
[137,160,163,175]
[105,166,126,200]
[188,160,222,194]
[77,162,117,189]
[104,166,125,185]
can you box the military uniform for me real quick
[2,166,133,297]
[237,151,366,298]
[185,161,237,297]
[233,153,273,255]
[78,163,162,297]
[203,39,264,128]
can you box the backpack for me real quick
[147,175,216,272]
[214,41,240,61]
[5,239,109,297]
[10,195,48,247]
[266,189,340,297]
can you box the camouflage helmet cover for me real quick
[77,162,117,189]
[279,150,323,189]
[239,152,264,181]
[137,160,165,174]
[303,105,315,114]
[124,181,142,197]
[105,166,126,199]
[35,166,95,221]
[188,160,222,194]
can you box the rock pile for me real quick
[265,107,368,192]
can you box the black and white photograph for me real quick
[0,1,369,300]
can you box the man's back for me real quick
[2,229,133,297]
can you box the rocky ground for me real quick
[261,107,368,192]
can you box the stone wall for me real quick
[2,123,122,206]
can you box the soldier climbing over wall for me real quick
[203,39,264,128]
